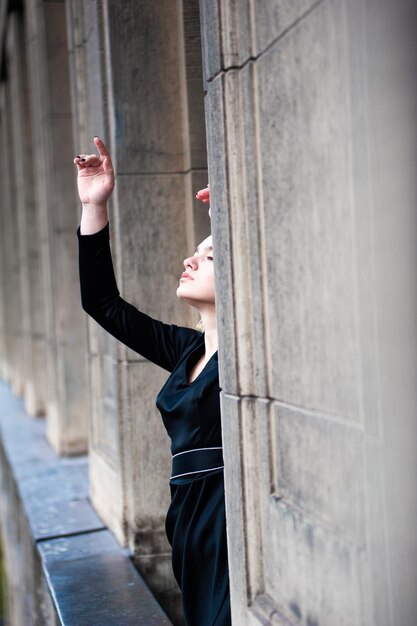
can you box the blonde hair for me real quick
[196,318,204,332]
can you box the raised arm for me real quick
[74,138,200,371]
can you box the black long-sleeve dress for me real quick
[77,222,231,626]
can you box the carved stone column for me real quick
[201,1,417,624]
[0,83,23,395]
[6,11,47,417]
[25,0,89,453]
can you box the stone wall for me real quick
[200,0,417,624]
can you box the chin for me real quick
[177,284,192,298]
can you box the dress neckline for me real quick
[185,340,218,386]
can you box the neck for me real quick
[199,307,218,356]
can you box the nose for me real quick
[183,254,197,270]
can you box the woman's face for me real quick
[176,235,215,306]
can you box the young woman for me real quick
[74,137,231,626]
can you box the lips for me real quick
[181,272,193,280]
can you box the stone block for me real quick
[218,393,250,625]
[42,2,72,118]
[50,118,77,232]
[199,0,222,87]
[383,444,417,624]
[89,447,125,545]
[183,0,207,169]
[206,63,276,398]
[23,0,90,455]
[273,402,366,542]
[225,63,273,397]
[254,0,320,58]
[363,439,391,626]
[84,1,107,137]
[39,530,172,625]
[263,498,365,626]
[204,74,239,394]
[105,0,188,174]
[200,0,319,80]
[256,1,360,415]
[124,360,172,524]
[6,12,47,417]
[0,82,25,397]
[93,354,121,466]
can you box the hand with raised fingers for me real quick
[195,183,211,218]
[73,137,115,207]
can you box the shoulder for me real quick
[172,324,203,345]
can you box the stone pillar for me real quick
[201,0,417,624]
[6,10,47,417]
[67,0,207,620]
[0,95,11,385]
[0,80,24,397]
[0,134,5,382]
[24,0,89,454]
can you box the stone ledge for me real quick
[0,381,171,625]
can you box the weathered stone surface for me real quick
[93,353,121,465]
[257,2,360,414]
[124,361,171,520]
[204,74,239,394]
[199,0,222,88]
[212,64,271,398]
[218,393,252,626]
[203,0,417,624]
[183,0,209,169]
[6,12,46,417]
[39,531,172,625]
[363,440,391,626]
[0,82,25,397]
[254,0,320,58]
[0,381,171,625]
[24,0,89,455]
[273,402,365,541]
[89,446,125,544]
[200,0,320,81]
[105,0,189,174]
[263,498,365,626]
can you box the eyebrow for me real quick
[194,245,213,254]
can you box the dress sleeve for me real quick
[77,222,201,372]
